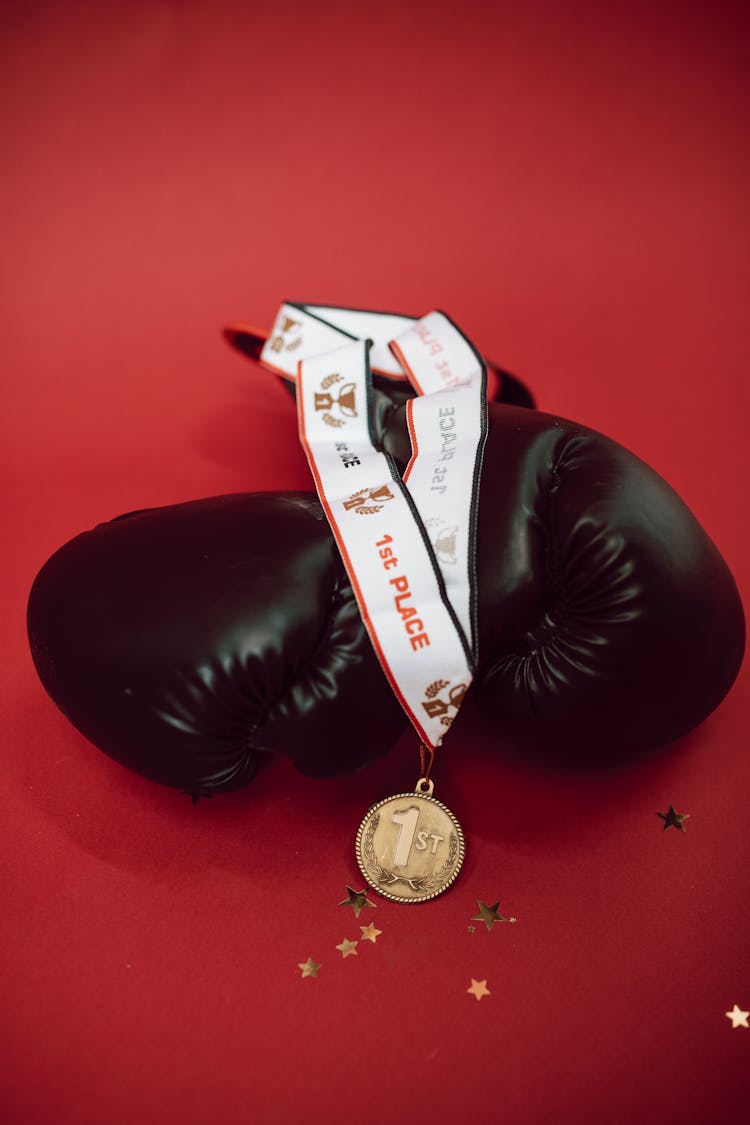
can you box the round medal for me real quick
[355,780,465,903]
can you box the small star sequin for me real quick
[657,805,689,832]
[470,901,517,932]
[467,979,490,1001]
[360,923,382,943]
[339,886,376,918]
[726,1005,749,1029]
[298,957,321,979]
[336,938,358,958]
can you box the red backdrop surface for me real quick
[2,2,749,1122]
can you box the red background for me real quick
[2,2,749,1121]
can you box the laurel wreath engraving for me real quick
[362,814,459,893]
[424,680,450,699]
[322,413,346,428]
[320,373,343,389]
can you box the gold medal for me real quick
[355,778,465,903]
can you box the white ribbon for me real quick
[262,301,420,381]
[293,308,487,750]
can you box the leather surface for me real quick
[27,404,744,791]
[473,407,745,754]
[27,492,405,790]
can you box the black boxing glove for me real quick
[28,492,404,789]
[27,402,743,794]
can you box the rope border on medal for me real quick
[355,791,466,905]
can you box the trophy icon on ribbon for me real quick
[314,373,358,427]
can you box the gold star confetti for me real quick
[467,925,475,933]
[335,938,358,958]
[360,923,382,943]
[726,1005,749,1029]
[470,901,517,932]
[339,886,376,918]
[657,805,689,832]
[467,978,490,1001]
[298,957,321,979]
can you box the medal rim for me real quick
[355,790,466,904]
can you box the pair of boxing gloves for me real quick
[27,321,745,795]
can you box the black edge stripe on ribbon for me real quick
[431,310,488,667]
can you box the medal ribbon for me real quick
[294,310,487,751]
[261,302,420,382]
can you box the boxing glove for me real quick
[27,401,744,795]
